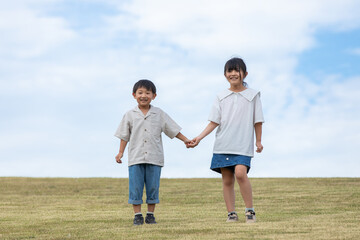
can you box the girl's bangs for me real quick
[225,62,241,72]
[224,58,246,74]
[226,65,240,72]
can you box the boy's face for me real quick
[133,87,156,108]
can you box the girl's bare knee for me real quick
[222,173,235,186]
[221,168,235,186]
[235,166,248,182]
[222,176,235,187]
[223,178,234,186]
[235,173,247,182]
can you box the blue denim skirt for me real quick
[210,154,251,174]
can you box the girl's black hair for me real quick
[224,57,248,87]
[133,79,157,94]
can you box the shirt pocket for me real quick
[150,122,162,137]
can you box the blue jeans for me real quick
[128,164,162,205]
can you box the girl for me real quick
[188,57,264,223]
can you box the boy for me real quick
[114,79,190,225]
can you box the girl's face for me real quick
[133,87,156,108]
[225,69,247,86]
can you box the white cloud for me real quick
[0,2,76,58]
[108,0,360,57]
[347,48,360,56]
[257,74,360,176]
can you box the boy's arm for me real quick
[254,122,263,153]
[188,121,219,148]
[115,139,128,163]
[175,132,191,146]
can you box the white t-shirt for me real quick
[208,88,265,157]
[114,105,181,167]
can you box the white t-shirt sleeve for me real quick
[208,96,221,124]
[114,113,131,141]
[253,93,265,124]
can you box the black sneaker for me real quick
[145,213,157,224]
[133,214,144,226]
[245,210,256,223]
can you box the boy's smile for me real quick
[133,87,156,109]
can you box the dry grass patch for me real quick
[0,177,359,239]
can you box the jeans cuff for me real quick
[128,199,143,205]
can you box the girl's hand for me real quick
[115,152,123,163]
[256,141,263,153]
[187,137,201,148]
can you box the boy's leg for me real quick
[145,164,161,224]
[144,164,161,206]
[221,167,236,213]
[128,165,145,211]
[147,204,155,213]
[234,164,253,208]
[133,204,141,213]
[144,164,161,224]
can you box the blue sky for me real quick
[297,30,360,78]
[1,0,360,178]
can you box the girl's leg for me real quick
[221,167,235,212]
[234,165,253,208]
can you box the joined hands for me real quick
[185,137,201,148]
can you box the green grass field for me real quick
[0,177,359,240]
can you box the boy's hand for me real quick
[115,152,123,163]
[187,137,200,148]
[184,139,192,148]
[256,141,263,153]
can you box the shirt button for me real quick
[145,152,147,154]
[144,129,147,131]
[226,158,229,160]
[144,140,147,143]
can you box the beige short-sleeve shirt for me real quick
[114,105,181,167]
[208,88,265,157]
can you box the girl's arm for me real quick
[115,139,128,163]
[188,121,219,148]
[254,122,263,153]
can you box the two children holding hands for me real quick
[115,57,264,225]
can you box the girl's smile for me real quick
[228,75,240,81]
[225,69,248,91]
[225,70,242,83]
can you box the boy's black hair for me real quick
[224,57,248,87]
[133,79,157,94]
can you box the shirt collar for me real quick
[218,88,260,102]
[132,105,158,117]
